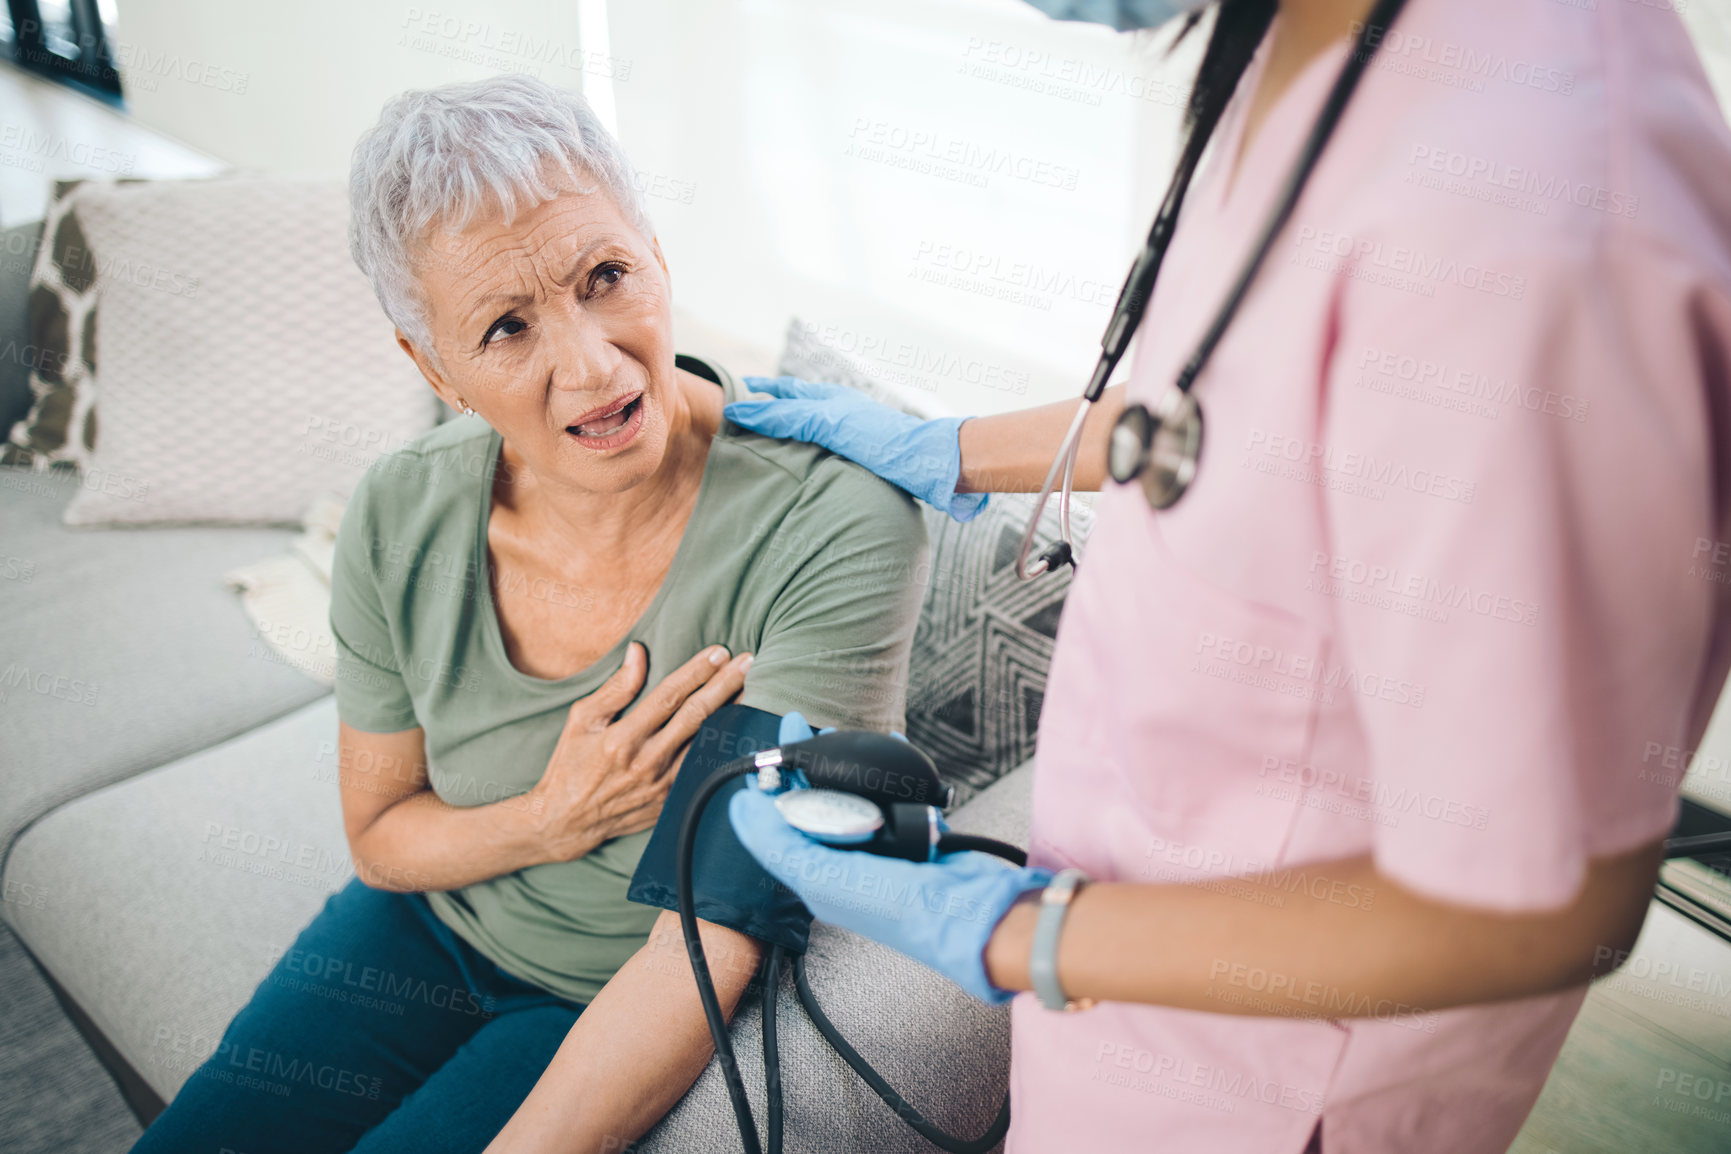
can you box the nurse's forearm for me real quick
[486,911,765,1154]
[984,840,1662,1017]
[955,384,1126,494]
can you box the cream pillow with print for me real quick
[63,176,435,526]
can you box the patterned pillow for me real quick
[0,220,45,434]
[1,180,115,471]
[904,494,1094,804]
[61,176,436,525]
[777,316,1094,802]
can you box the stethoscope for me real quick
[1017,0,1411,580]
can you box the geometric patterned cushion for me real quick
[904,493,1092,804]
[1,179,115,472]
[60,176,437,526]
[774,315,1094,801]
[0,221,46,434]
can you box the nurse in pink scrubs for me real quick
[728,0,1731,1150]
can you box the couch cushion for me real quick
[0,469,328,859]
[1,697,351,1100]
[63,176,438,526]
[905,495,1091,806]
[941,755,1033,848]
[1,182,101,472]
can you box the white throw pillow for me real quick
[63,176,435,526]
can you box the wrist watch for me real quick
[1030,867,1093,1012]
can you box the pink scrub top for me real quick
[1011,0,1731,1151]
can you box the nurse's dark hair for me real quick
[1172,0,1278,179]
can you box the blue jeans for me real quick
[130,878,585,1154]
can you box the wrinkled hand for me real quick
[726,377,989,522]
[532,641,753,863]
[729,735,1051,1004]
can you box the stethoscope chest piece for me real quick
[1108,388,1204,510]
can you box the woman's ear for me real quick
[396,330,465,414]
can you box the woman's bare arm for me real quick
[955,383,1127,494]
[984,839,1663,1016]
[337,722,546,891]
[486,911,766,1154]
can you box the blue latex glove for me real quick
[729,780,1052,1005]
[777,710,831,746]
[728,377,989,522]
[1019,0,1209,32]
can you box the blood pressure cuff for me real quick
[627,703,814,954]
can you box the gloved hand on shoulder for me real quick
[726,377,990,522]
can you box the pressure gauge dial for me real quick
[775,788,884,845]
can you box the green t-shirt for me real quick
[329,355,928,1003]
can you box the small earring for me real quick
[459,398,475,416]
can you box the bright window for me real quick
[608,0,1201,412]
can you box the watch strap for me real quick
[1030,868,1088,1011]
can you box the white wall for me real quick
[0,63,224,226]
[609,0,1200,414]
[108,1,591,175]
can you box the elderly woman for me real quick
[129,74,927,1154]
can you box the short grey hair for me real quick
[348,73,651,352]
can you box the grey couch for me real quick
[0,285,1042,1151]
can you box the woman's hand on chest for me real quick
[527,640,754,864]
